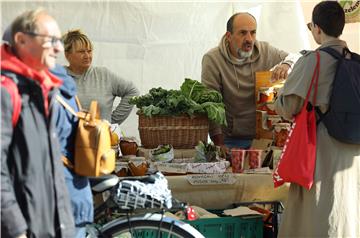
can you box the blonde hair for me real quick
[62,29,93,53]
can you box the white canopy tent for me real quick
[1,1,310,139]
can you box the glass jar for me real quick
[274,123,291,147]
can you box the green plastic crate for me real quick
[185,215,263,238]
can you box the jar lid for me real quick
[274,123,291,132]
[120,136,138,143]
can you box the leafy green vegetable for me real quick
[181,78,223,104]
[194,141,220,162]
[180,78,206,102]
[151,144,172,155]
[129,78,227,126]
[142,105,161,116]
[201,102,227,126]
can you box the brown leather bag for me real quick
[57,95,116,177]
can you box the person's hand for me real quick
[270,63,290,82]
[210,134,224,147]
[219,144,230,159]
[211,134,230,160]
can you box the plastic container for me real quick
[185,215,263,238]
[149,144,174,162]
[247,150,262,169]
[231,149,246,173]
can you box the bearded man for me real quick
[201,12,297,150]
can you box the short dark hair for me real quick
[226,12,256,33]
[312,1,345,37]
[10,8,47,46]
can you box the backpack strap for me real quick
[319,47,344,60]
[55,95,78,117]
[75,95,82,111]
[315,107,329,125]
[1,70,23,127]
[56,95,90,123]
[316,47,345,124]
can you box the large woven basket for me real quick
[138,114,209,149]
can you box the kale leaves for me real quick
[129,78,227,126]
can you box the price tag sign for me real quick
[186,173,236,185]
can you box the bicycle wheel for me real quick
[99,213,204,238]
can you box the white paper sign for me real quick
[155,161,230,174]
[186,173,236,185]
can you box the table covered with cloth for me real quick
[166,173,289,209]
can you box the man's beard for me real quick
[233,42,253,59]
[236,48,253,58]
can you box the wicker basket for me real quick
[138,114,209,149]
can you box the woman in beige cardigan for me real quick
[275,1,360,237]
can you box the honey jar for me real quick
[266,115,282,129]
[115,161,128,177]
[128,157,148,176]
[257,87,275,104]
[274,123,291,147]
[120,137,138,156]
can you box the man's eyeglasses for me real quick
[306,22,312,31]
[22,32,62,47]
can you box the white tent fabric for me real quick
[1,1,310,140]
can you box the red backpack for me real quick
[1,71,22,127]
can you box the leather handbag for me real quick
[273,51,320,190]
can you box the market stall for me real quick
[111,75,290,212]
[135,145,288,210]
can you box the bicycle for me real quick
[86,173,205,238]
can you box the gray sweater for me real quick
[66,66,139,125]
[202,35,291,139]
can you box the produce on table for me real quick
[128,157,148,176]
[120,137,138,156]
[149,144,174,162]
[129,78,227,126]
[111,132,120,146]
[248,150,262,169]
[151,144,172,155]
[194,141,221,163]
[231,149,246,173]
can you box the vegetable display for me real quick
[151,144,172,156]
[129,78,227,126]
[194,141,221,162]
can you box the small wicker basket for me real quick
[138,113,209,149]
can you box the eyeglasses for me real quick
[22,32,62,48]
[306,22,313,31]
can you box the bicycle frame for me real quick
[89,213,202,237]
[86,175,204,238]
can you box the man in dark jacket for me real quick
[1,8,75,237]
